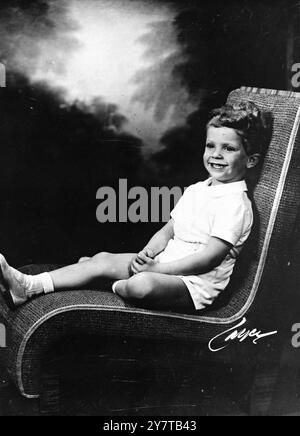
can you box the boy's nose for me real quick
[212,149,223,159]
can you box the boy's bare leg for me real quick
[0,254,197,314]
[78,256,91,263]
[49,252,136,290]
[0,252,136,308]
[115,272,196,314]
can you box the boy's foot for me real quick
[0,254,29,309]
[112,279,127,295]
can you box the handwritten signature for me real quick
[208,317,278,352]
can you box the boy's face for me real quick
[204,126,258,185]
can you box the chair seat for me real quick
[0,263,242,398]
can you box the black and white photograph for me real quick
[0,0,300,418]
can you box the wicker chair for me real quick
[1,86,300,415]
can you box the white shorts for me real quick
[155,238,229,311]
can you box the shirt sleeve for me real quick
[210,198,252,247]
[170,185,192,222]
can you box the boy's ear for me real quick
[246,153,260,169]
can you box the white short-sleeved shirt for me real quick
[155,178,253,310]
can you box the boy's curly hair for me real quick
[207,101,271,156]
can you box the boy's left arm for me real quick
[139,237,232,276]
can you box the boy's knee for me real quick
[125,273,156,301]
[91,252,111,265]
[78,256,91,263]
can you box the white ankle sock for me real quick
[112,280,126,295]
[112,281,119,294]
[11,268,54,297]
[37,272,55,294]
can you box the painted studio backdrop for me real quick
[0,0,295,266]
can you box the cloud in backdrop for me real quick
[0,0,199,151]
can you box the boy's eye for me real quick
[223,145,236,152]
[206,143,215,149]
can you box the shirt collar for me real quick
[204,178,248,197]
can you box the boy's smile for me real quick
[204,126,256,185]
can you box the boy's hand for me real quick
[130,248,158,275]
[131,257,159,275]
[135,248,155,265]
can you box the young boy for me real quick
[0,101,269,314]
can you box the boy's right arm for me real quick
[138,219,174,260]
